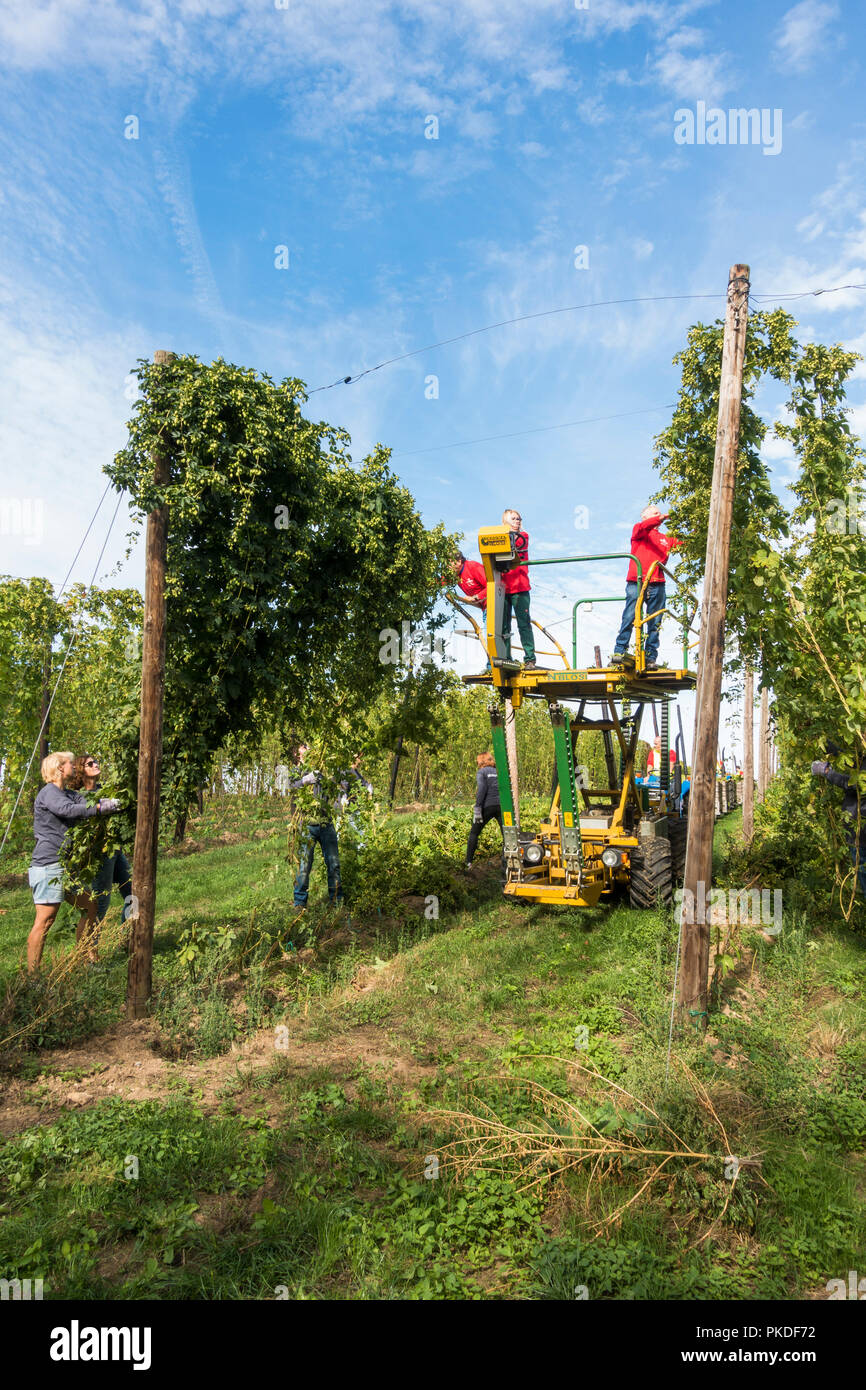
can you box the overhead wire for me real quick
[391,403,676,458]
[308,282,866,395]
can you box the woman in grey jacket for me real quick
[28,751,119,972]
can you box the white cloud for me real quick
[841,331,866,380]
[848,401,866,444]
[0,274,145,590]
[518,141,549,159]
[773,1,840,74]
[578,96,610,126]
[653,31,730,103]
[761,433,794,461]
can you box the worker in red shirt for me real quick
[449,552,487,611]
[501,508,541,669]
[448,551,491,672]
[611,504,680,670]
[646,736,677,777]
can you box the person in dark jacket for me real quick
[464,752,504,870]
[70,753,134,926]
[811,744,866,895]
[28,751,120,972]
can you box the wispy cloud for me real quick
[652,28,731,104]
[153,142,228,340]
[773,1,840,74]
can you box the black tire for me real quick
[669,816,687,887]
[629,836,672,909]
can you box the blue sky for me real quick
[1,0,864,755]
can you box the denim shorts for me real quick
[29,862,64,905]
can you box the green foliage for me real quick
[0,578,142,866]
[653,307,798,654]
[655,312,866,908]
[338,804,477,916]
[529,1234,768,1300]
[100,354,455,843]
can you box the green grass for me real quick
[1,802,864,1300]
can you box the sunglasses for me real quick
[85,759,99,767]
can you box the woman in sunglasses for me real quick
[71,754,134,927]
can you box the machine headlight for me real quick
[523,843,544,866]
[601,847,623,869]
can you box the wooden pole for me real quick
[742,664,754,842]
[127,350,174,1019]
[679,264,749,1032]
[388,735,404,806]
[757,684,769,803]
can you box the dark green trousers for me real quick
[502,591,534,661]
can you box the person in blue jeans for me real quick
[611,505,680,670]
[294,822,342,907]
[290,745,343,908]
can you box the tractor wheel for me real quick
[629,836,672,910]
[669,817,688,887]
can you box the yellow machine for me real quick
[461,529,696,909]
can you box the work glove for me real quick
[98,797,121,813]
[811,761,831,778]
[473,808,483,824]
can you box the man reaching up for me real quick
[611,504,680,671]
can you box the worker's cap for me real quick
[641,504,663,521]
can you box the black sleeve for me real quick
[474,770,486,810]
[823,766,851,791]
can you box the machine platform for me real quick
[462,664,697,705]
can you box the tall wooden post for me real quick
[127,350,174,1019]
[742,665,754,842]
[757,684,769,803]
[679,265,749,1031]
[388,735,404,806]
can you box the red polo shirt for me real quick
[647,748,677,775]
[503,529,531,594]
[457,559,487,609]
[626,518,680,584]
